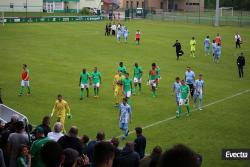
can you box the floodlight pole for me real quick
[214,0,220,26]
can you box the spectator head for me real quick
[35,126,45,139]
[125,73,129,78]
[198,74,202,80]
[94,142,115,167]
[42,116,50,126]
[54,122,63,133]
[68,126,78,138]
[110,137,119,148]
[118,70,122,76]
[18,144,29,157]
[149,146,163,167]
[94,67,97,72]
[63,148,79,167]
[135,63,138,67]
[15,121,25,132]
[152,63,156,68]
[80,134,89,144]
[135,127,143,136]
[96,131,105,141]
[10,114,19,123]
[192,36,195,40]
[159,144,199,167]
[125,142,135,151]
[186,66,191,71]
[176,77,180,82]
[41,141,64,167]
[82,68,86,73]
[207,35,209,38]
[122,98,127,105]
[213,39,215,43]
[150,146,162,158]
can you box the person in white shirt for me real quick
[47,122,64,142]
[235,32,241,48]
[111,23,116,36]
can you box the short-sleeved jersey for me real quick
[124,29,129,37]
[204,38,210,48]
[215,36,221,44]
[212,43,217,53]
[216,46,221,55]
[22,68,30,80]
[134,66,142,78]
[122,78,132,92]
[80,72,90,84]
[180,85,190,99]
[92,71,101,84]
[194,79,204,91]
[185,71,195,84]
[190,40,196,49]
[117,66,127,75]
[113,74,124,87]
[119,103,131,123]
[52,100,70,117]
[135,32,141,39]
[173,82,181,94]
[148,69,158,80]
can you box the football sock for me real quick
[27,86,31,94]
[97,88,99,96]
[80,90,83,98]
[187,106,190,114]
[178,106,182,116]
[199,99,202,109]
[94,88,96,96]
[20,86,24,94]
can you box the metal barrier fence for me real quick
[146,10,250,26]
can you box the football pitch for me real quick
[0,20,250,166]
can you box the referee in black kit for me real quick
[237,52,245,78]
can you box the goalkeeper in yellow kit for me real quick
[113,71,125,107]
[51,94,71,132]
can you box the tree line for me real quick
[205,0,250,10]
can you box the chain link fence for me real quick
[145,10,250,26]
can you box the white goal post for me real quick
[220,7,233,17]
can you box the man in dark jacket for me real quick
[173,40,183,60]
[116,142,140,167]
[57,126,83,155]
[237,52,245,78]
[134,127,146,159]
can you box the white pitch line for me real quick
[116,89,250,138]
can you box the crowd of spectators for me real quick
[0,115,202,167]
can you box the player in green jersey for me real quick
[122,73,133,104]
[177,80,191,118]
[79,68,91,100]
[133,63,143,95]
[117,62,127,75]
[91,67,102,98]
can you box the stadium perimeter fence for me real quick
[145,10,250,27]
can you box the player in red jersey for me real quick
[19,64,31,96]
[135,30,141,45]
[215,33,221,45]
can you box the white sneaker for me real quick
[199,108,202,111]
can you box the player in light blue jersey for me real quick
[119,98,132,139]
[185,67,195,98]
[212,40,216,61]
[123,27,129,43]
[204,36,210,56]
[172,77,181,110]
[117,28,122,43]
[193,74,204,111]
[215,43,221,64]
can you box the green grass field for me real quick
[0,20,250,167]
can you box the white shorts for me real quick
[124,91,131,98]
[21,80,30,87]
[179,98,189,106]
[150,80,157,87]
[80,83,89,89]
[133,77,142,83]
[93,83,100,88]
